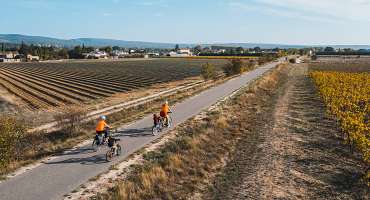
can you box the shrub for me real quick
[54,105,88,135]
[201,62,217,80]
[289,58,296,63]
[0,116,26,168]
[245,60,256,71]
[223,59,245,76]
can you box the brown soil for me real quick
[0,85,24,113]
[207,65,369,200]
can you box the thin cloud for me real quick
[135,0,169,7]
[228,1,336,23]
[103,13,112,17]
[228,0,370,23]
[255,0,370,22]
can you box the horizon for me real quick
[2,33,370,47]
[2,1,370,45]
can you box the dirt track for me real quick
[208,65,369,200]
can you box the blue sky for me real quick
[2,0,370,45]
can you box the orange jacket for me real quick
[161,104,169,114]
[96,120,107,132]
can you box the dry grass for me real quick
[95,64,289,200]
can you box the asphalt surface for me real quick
[0,60,282,200]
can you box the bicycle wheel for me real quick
[167,116,173,128]
[92,138,99,151]
[152,126,158,136]
[116,144,122,156]
[106,149,114,162]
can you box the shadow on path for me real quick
[115,127,153,137]
[45,154,107,165]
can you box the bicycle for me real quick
[152,112,173,135]
[152,117,163,136]
[92,128,116,151]
[165,112,173,128]
[106,137,122,162]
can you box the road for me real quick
[0,60,282,200]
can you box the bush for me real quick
[258,54,276,65]
[0,116,26,168]
[54,105,88,135]
[223,59,245,76]
[201,62,217,80]
[289,58,296,63]
[245,60,256,71]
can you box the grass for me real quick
[95,63,289,200]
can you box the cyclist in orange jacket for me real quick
[95,115,111,145]
[160,101,172,126]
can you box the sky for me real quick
[1,0,370,45]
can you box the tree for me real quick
[175,44,180,51]
[100,46,113,54]
[193,45,202,55]
[58,48,69,59]
[324,46,335,52]
[68,46,84,59]
[201,62,216,80]
[112,46,121,51]
[253,46,261,52]
[236,47,244,53]
[223,59,245,76]
[54,105,88,136]
[18,41,29,55]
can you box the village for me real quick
[0,42,288,63]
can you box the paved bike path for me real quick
[0,61,281,200]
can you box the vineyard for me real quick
[0,59,227,110]
[310,71,370,183]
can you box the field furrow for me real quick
[2,66,127,93]
[0,68,85,104]
[0,67,98,100]
[0,67,112,97]
[0,59,226,110]
[8,66,153,89]
[0,73,55,108]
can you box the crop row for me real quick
[0,59,227,110]
[0,59,222,109]
[310,71,370,184]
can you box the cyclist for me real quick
[160,101,172,127]
[153,113,160,129]
[95,115,111,145]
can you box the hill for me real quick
[1,34,369,49]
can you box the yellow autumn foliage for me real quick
[311,71,370,185]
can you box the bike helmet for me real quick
[165,100,168,104]
[100,115,106,120]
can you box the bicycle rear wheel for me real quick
[167,116,173,128]
[92,138,99,151]
[106,149,114,162]
[152,126,159,136]
[116,145,122,156]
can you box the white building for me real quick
[0,52,22,62]
[112,50,129,58]
[27,54,39,61]
[85,49,108,59]
[169,48,193,57]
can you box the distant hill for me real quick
[0,34,178,48]
[1,34,369,49]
